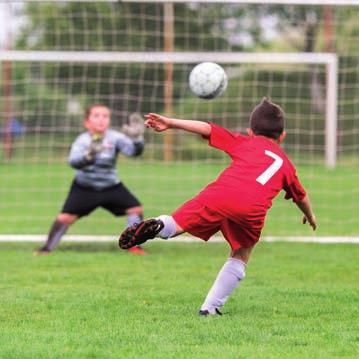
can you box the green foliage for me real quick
[11,4,359,141]
[14,3,233,118]
[0,63,84,127]
[17,3,247,52]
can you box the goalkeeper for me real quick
[36,104,146,255]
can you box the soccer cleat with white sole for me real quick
[119,219,164,249]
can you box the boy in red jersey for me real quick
[118,98,317,315]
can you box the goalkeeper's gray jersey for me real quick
[68,129,140,190]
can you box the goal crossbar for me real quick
[0,50,338,167]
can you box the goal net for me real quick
[0,1,358,238]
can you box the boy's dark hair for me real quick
[249,97,285,139]
[84,104,110,119]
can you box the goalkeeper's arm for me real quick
[132,139,144,156]
[69,145,95,169]
[116,134,144,158]
[120,113,145,157]
[68,135,101,169]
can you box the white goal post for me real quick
[0,235,358,244]
[0,50,338,167]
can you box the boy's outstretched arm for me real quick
[296,195,317,231]
[145,113,211,137]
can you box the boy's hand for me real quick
[144,113,172,132]
[122,113,145,141]
[302,214,317,231]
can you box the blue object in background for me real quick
[1,118,25,138]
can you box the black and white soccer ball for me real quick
[189,62,228,99]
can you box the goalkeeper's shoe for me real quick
[127,246,146,255]
[119,219,164,249]
[199,308,222,316]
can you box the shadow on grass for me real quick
[57,242,121,253]
[0,241,120,253]
[0,241,225,257]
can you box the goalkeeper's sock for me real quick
[200,258,246,314]
[155,215,177,239]
[126,213,143,228]
[44,220,69,251]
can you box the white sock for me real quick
[126,214,142,228]
[156,215,177,239]
[200,258,246,313]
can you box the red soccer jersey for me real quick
[195,123,306,225]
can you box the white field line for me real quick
[0,235,359,244]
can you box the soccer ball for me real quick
[189,62,228,99]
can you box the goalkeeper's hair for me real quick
[249,97,285,140]
[85,104,110,119]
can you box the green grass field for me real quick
[1,155,358,358]
[0,241,358,358]
[0,160,358,236]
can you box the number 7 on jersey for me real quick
[256,150,283,185]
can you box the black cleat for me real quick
[118,219,164,250]
[199,308,222,316]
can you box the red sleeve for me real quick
[283,170,307,203]
[207,122,247,154]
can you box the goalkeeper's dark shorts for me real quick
[62,180,141,217]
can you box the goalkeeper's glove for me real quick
[121,113,145,142]
[84,134,103,161]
